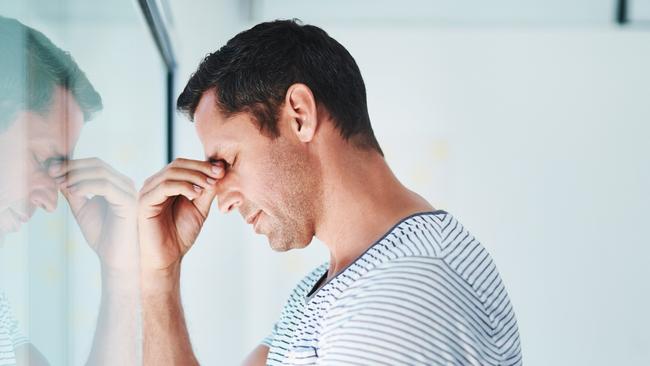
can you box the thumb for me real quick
[59,184,89,218]
[193,185,218,219]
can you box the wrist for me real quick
[98,260,138,292]
[141,260,182,296]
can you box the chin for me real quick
[268,243,292,253]
[267,234,311,253]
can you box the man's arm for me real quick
[85,270,139,365]
[138,158,224,365]
[241,344,269,366]
[141,264,199,366]
[142,268,269,366]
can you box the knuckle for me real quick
[172,158,187,166]
[138,187,147,197]
[160,180,173,190]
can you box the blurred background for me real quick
[1,0,649,365]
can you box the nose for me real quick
[217,190,243,214]
[29,171,59,213]
[30,189,58,212]
[215,177,244,214]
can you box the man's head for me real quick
[177,19,383,251]
[0,16,102,236]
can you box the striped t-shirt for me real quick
[262,210,522,365]
[0,292,28,366]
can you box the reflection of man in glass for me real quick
[0,16,138,365]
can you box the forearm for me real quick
[86,268,140,366]
[141,264,198,366]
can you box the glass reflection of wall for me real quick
[0,15,140,365]
[2,0,167,363]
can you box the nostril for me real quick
[31,198,45,212]
[31,195,57,213]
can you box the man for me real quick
[0,16,139,365]
[139,20,522,365]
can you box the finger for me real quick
[141,162,225,198]
[49,158,133,189]
[59,166,135,196]
[139,180,203,216]
[170,158,226,179]
[64,179,134,208]
[193,181,219,218]
[58,182,89,215]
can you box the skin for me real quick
[0,86,140,365]
[0,86,83,237]
[138,83,435,365]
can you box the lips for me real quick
[10,208,29,223]
[0,211,21,233]
[246,210,261,225]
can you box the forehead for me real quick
[193,90,246,160]
[29,86,84,157]
[194,90,224,129]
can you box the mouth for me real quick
[246,210,262,225]
[10,208,29,224]
[1,213,22,233]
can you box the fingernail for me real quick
[211,165,222,174]
[55,176,65,184]
[193,184,202,192]
[206,177,216,185]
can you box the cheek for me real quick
[242,160,292,216]
[246,140,318,219]
[0,161,32,208]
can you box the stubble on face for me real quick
[261,133,323,252]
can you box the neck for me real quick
[313,145,435,279]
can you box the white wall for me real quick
[171,4,650,366]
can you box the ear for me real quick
[284,83,318,143]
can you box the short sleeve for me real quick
[260,321,278,348]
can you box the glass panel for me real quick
[1,0,166,364]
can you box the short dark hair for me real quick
[0,16,102,132]
[177,19,383,156]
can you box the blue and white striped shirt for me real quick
[263,210,522,365]
[0,292,27,366]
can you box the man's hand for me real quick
[138,158,224,278]
[49,157,140,365]
[49,157,138,274]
